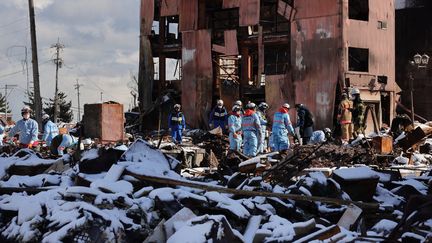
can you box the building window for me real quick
[349,0,369,21]
[349,47,369,72]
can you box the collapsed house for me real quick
[139,0,397,131]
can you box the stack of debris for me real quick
[0,137,430,242]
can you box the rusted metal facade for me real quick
[83,103,125,142]
[141,0,397,129]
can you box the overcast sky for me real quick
[0,0,145,121]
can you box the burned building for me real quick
[140,0,397,130]
[396,0,432,122]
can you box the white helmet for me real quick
[42,114,50,120]
[246,102,256,109]
[232,105,241,112]
[21,106,32,113]
[258,102,269,110]
[282,103,290,109]
[351,88,360,95]
[234,100,243,107]
[174,104,181,109]
[217,99,224,106]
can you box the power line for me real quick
[0,27,30,38]
[0,17,27,29]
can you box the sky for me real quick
[0,0,145,121]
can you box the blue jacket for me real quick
[168,111,186,130]
[209,106,228,123]
[242,110,261,133]
[0,125,4,134]
[9,118,39,144]
[228,113,242,134]
[42,120,59,145]
[272,110,295,134]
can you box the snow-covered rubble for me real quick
[0,138,431,242]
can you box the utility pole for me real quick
[100,92,103,103]
[51,38,64,123]
[3,85,17,122]
[74,79,82,120]
[28,0,42,126]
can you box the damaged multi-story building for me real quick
[139,0,397,131]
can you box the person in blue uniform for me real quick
[168,104,186,144]
[257,102,269,153]
[41,114,59,146]
[241,103,261,157]
[227,105,242,152]
[272,103,297,157]
[8,106,38,149]
[209,99,228,132]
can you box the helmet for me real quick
[324,127,331,133]
[174,104,181,109]
[42,114,50,120]
[216,99,224,106]
[21,106,32,113]
[282,103,290,109]
[351,88,360,95]
[295,104,303,109]
[258,102,269,110]
[234,100,243,107]
[246,102,256,109]
[232,105,241,112]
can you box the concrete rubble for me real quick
[0,126,431,242]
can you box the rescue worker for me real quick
[295,104,314,145]
[50,133,78,156]
[168,104,186,144]
[209,99,228,131]
[41,114,59,146]
[228,105,242,152]
[337,93,353,144]
[234,100,244,115]
[272,103,297,156]
[241,102,261,157]
[8,106,38,148]
[351,88,366,137]
[257,102,269,153]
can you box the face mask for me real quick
[217,105,223,108]
[22,113,30,120]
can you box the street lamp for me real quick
[409,53,429,126]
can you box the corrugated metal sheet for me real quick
[239,0,260,27]
[223,0,240,9]
[265,74,295,124]
[161,0,180,16]
[182,30,213,128]
[212,30,238,55]
[140,0,154,35]
[179,0,198,31]
[291,0,341,129]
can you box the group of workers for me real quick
[168,99,316,157]
[168,87,367,157]
[0,106,77,156]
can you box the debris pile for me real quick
[0,135,431,242]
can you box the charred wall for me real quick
[396,6,432,121]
